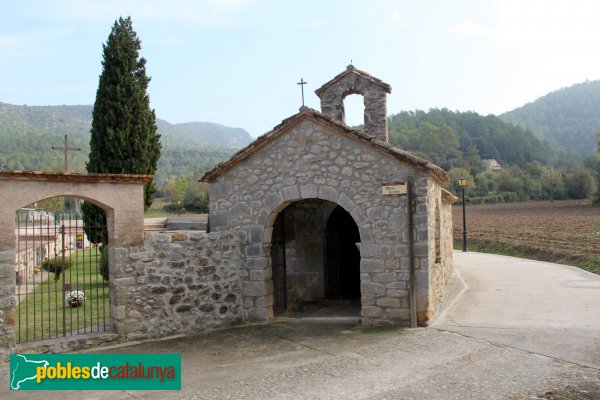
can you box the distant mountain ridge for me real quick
[4,75,599,185]
[499,80,600,155]
[156,119,252,149]
[0,102,253,183]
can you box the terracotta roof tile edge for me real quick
[441,188,459,203]
[0,170,153,184]
[315,67,392,96]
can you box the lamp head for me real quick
[458,176,469,187]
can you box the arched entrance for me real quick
[0,170,150,348]
[271,199,361,316]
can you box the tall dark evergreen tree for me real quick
[83,16,161,279]
[88,16,161,205]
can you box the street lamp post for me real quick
[458,176,469,252]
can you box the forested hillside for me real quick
[500,80,600,155]
[2,100,599,208]
[389,108,558,170]
[389,109,599,204]
[0,102,252,183]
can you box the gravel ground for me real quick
[2,322,598,400]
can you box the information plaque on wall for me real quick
[381,181,407,195]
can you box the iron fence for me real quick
[15,210,110,343]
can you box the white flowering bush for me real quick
[65,290,85,308]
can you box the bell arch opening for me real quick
[269,199,361,318]
[342,93,365,128]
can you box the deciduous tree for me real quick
[564,166,594,199]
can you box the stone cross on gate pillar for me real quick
[51,135,81,172]
[297,78,308,107]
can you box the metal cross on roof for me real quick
[297,78,308,107]
[51,134,81,172]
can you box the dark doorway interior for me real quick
[326,206,361,299]
[271,201,361,317]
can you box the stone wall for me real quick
[0,249,14,360]
[208,117,436,326]
[110,231,244,339]
[282,200,336,308]
[410,176,434,325]
[423,181,455,323]
[0,230,245,360]
[441,194,455,281]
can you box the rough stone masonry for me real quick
[316,65,391,142]
[203,116,453,326]
[200,66,455,327]
[110,230,244,339]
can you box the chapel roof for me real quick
[200,108,448,184]
[314,65,392,96]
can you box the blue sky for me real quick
[2,0,600,136]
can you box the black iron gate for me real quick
[326,206,361,298]
[326,229,340,296]
[15,206,110,343]
[271,212,287,315]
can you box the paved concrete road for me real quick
[2,252,599,399]
[433,252,600,369]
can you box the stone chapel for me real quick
[201,66,455,326]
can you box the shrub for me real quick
[593,191,600,207]
[41,257,71,281]
[99,248,109,281]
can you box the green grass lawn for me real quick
[15,250,110,343]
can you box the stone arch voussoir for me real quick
[262,185,367,245]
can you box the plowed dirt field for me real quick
[452,199,600,275]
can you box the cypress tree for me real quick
[83,16,161,279]
[88,16,161,204]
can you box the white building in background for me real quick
[15,235,62,280]
[17,208,55,224]
[14,218,90,282]
[482,159,502,171]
